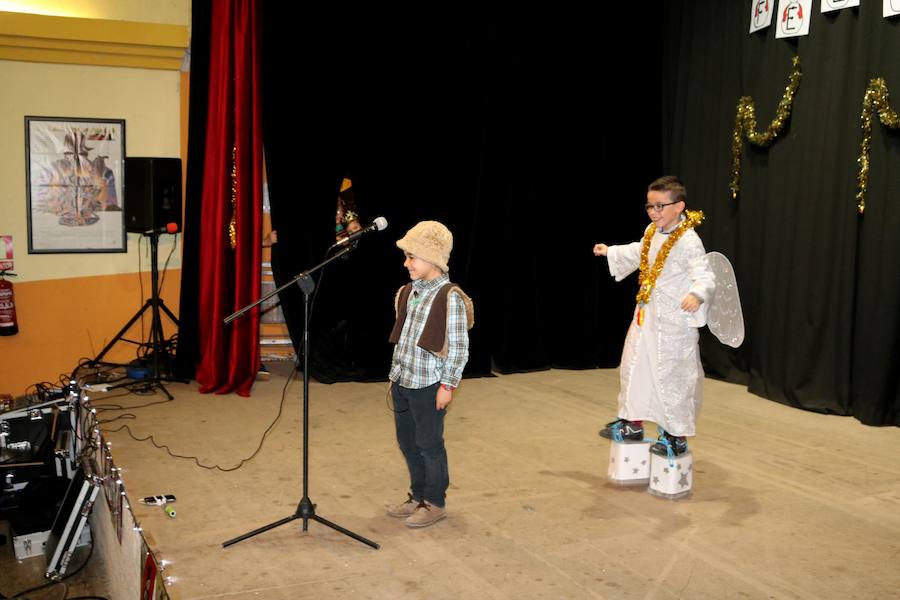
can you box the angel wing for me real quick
[706,251,744,348]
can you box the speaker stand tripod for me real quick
[222,243,379,550]
[91,231,186,399]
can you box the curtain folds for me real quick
[662,1,900,425]
[193,0,264,396]
[259,12,662,383]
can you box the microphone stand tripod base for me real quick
[222,496,379,549]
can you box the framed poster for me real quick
[25,116,126,253]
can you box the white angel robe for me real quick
[606,224,716,437]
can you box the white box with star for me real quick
[648,451,693,499]
[606,440,652,486]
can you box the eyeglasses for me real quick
[645,201,680,213]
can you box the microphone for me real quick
[330,216,388,249]
[140,494,176,506]
[144,222,180,235]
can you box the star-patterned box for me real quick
[607,440,652,486]
[647,451,693,499]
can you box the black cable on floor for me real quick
[99,367,295,472]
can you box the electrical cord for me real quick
[92,392,175,425]
[137,235,145,344]
[92,394,174,413]
[157,233,178,296]
[385,382,408,413]
[97,367,295,471]
[70,359,122,386]
[7,582,66,600]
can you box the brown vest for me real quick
[388,282,474,358]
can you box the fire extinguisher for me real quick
[0,269,18,336]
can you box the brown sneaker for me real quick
[404,501,446,528]
[386,493,420,518]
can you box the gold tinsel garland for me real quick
[730,56,802,199]
[229,145,237,249]
[635,209,705,307]
[856,78,900,214]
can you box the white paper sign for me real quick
[749,0,774,33]
[822,0,859,12]
[885,0,900,18]
[0,236,12,271]
[776,0,812,38]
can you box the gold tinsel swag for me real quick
[856,78,900,215]
[229,145,237,250]
[730,56,802,199]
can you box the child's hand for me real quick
[593,243,608,257]
[681,293,702,313]
[436,386,453,410]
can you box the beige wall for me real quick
[0,0,189,25]
[0,1,190,395]
[0,60,183,282]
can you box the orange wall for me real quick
[0,269,181,396]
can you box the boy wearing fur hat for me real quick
[386,221,473,528]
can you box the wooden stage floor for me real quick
[4,366,898,599]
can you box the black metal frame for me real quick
[90,231,184,399]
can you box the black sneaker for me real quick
[650,431,688,457]
[598,418,644,442]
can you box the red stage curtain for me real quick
[195,0,263,396]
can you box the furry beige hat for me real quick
[396,221,453,273]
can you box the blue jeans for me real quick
[392,382,448,508]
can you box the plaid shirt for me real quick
[389,273,469,389]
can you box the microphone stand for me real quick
[222,241,379,550]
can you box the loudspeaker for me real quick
[124,157,182,233]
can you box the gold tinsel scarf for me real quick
[856,78,900,214]
[636,210,705,315]
[730,56,802,199]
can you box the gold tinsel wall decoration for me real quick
[856,78,900,215]
[730,56,802,199]
[229,145,237,249]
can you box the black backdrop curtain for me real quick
[173,0,211,381]
[260,10,663,383]
[661,2,900,425]
[180,3,900,425]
